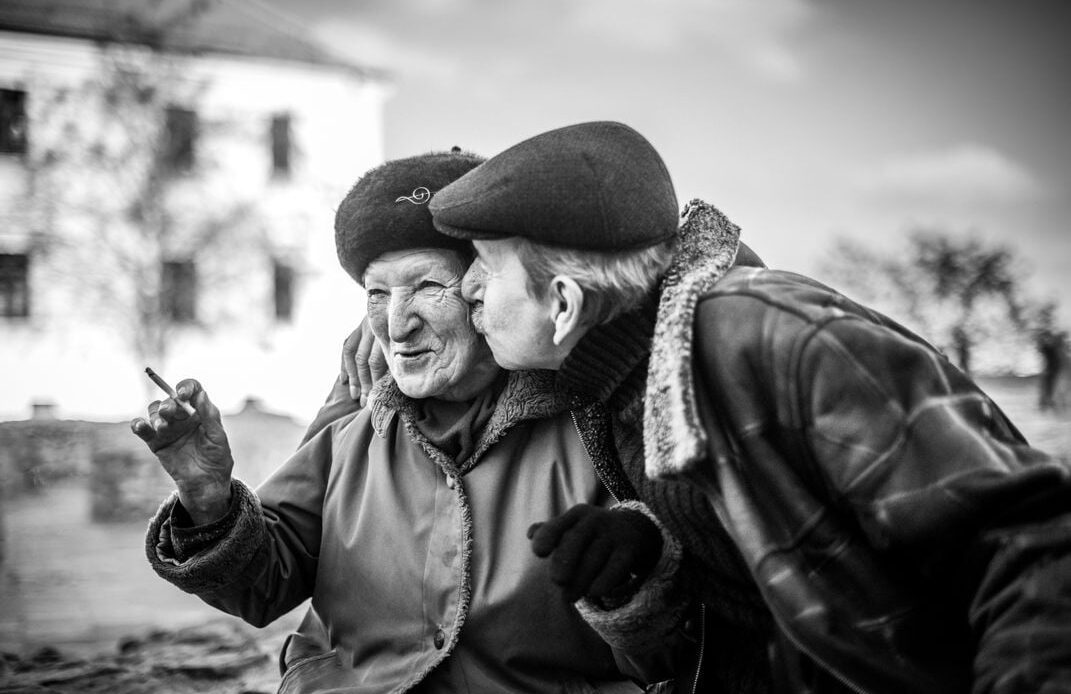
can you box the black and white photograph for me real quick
[1,1,1070,692]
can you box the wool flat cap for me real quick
[429,121,678,251]
[335,150,484,284]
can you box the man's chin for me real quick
[485,341,523,371]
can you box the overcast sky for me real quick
[268,0,1071,323]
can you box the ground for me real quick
[0,476,303,692]
[0,376,1067,693]
[0,619,297,693]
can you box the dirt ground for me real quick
[0,376,1067,693]
[0,619,296,694]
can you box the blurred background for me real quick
[1,0,1069,690]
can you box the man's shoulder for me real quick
[693,266,937,360]
[698,266,847,324]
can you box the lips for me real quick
[394,348,431,359]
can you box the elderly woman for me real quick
[132,151,678,693]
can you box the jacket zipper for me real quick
[571,411,619,503]
[690,603,706,694]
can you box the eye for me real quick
[418,280,445,291]
[366,288,387,299]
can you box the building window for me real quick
[163,106,197,171]
[270,113,291,177]
[273,259,294,321]
[1,89,28,155]
[0,253,29,317]
[161,260,196,323]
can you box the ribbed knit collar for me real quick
[556,291,659,413]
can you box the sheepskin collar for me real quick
[643,199,740,480]
[368,368,570,475]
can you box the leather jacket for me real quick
[641,201,1071,693]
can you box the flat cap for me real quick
[430,121,678,251]
[335,150,484,284]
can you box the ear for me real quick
[549,275,585,347]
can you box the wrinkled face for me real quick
[364,248,498,401]
[461,238,560,370]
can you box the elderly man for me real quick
[418,121,1071,693]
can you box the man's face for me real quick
[461,238,560,370]
[364,248,497,400]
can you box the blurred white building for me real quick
[0,0,387,422]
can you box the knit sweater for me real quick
[557,293,776,693]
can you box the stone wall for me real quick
[0,419,98,496]
[0,398,308,527]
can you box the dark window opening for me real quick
[0,253,29,317]
[1,89,28,155]
[273,259,294,321]
[161,260,196,323]
[163,106,197,171]
[270,114,291,177]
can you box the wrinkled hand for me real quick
[529,504,663,603]
[130,379,233,524]
[340,317,389,406]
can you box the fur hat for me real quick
[430,121,678,251]
[335,149,485,284]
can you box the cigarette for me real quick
[144,367,197,416]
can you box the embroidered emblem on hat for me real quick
[395,187,431,205]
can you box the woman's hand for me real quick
[131,378,233,525]
[340,317,389,406]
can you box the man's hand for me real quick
[130,378,233,525]
[529,504,663,603]
[340,317,389,406]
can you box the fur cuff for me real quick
[576,500,685,652]
[644,199,740,480]
[144,479,267,595]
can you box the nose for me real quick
[387,290,421,343]
[461,262,486,303]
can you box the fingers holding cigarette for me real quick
[131,397,196,452]
[131,373,235,514]
[134,372,224,452]
[171,379,225,432]
[170,378,202,419]
[145,367,196,416]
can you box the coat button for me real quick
[433,627,446,649]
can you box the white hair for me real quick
[515,237,676,324]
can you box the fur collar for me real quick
[368,369,570,475]
[644,199,740,480]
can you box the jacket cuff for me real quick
[168,488,242,560]
[576,500,686,652]
[144,479,267,595]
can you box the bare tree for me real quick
[819,229,1049,375]
[22,42,262,385]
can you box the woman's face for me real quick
[363,248,500,401]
